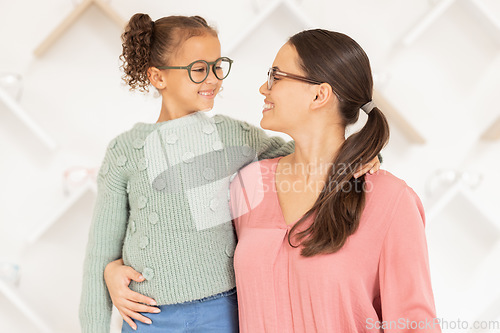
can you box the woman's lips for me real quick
[263,100,274,112]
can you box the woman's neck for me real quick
[285,126,345,179]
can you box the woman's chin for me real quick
[260,118,271,131]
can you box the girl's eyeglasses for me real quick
[158,57,233,84]
[267,66,322,90]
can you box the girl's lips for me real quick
[198,90,216,99]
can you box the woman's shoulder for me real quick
[363,169,422,212]
[229,158,278,193]
[364,169,407,191]
[364,169,419,201]
[236,157,278,179]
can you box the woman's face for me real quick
[259,43,316,135]
[162,34,223,114]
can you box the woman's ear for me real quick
[311,82,336,110]
[147,67,166,90]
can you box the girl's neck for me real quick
[156,103,193,123]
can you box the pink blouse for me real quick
[229,157,440,333]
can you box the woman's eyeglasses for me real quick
[157,57,233,84]
[267,66,322,90]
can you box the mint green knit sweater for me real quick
[79,111,295,332]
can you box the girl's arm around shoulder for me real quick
[214,115,294,160]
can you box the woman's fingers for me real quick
[119,310,137,331]
[127,289,157,306]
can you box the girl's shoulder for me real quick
[103,123,156,151]
[212,114,257,132]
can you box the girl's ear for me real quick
[148,67,166,90]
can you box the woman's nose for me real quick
[259,82,269,95]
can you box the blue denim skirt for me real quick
[121,289,238,333]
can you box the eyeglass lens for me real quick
[190,58,232,83]
[267,68,274,90]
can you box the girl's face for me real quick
[162,34,222,115]
[259,43,316,135]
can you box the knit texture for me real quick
[79,111,295,333]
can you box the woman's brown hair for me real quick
[287,29,390,257]
[120,13,217,92]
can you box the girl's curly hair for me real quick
[120,14,217,92]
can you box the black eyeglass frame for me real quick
[157,57,234,83]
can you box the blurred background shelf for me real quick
[0,279,53,333]
[0,87,57,151]
[401,0,500,46]
[480,115,500,140]
[34,0,126,57]
[27,181,97,244]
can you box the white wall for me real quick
[1,0,500,332]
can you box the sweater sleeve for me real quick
[246,123,295,160]
[378,186,441,332]
[79,141,130,333]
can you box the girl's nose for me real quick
[205,67,218,84]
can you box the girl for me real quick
[81,14,380,333]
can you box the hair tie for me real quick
[361,100,376,114]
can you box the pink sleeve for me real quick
[378,186,441,332]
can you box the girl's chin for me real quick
[198,101,215,110]
[198,108,213,112]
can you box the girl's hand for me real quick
[104,259,159,330]
[353,155,381,179]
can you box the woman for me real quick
[229,29,440,332]
[105,28,435,332]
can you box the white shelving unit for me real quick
[223,0,315,54]
[424,175,500,321]
[27,181,97,244]
[426,177,499,231]
[34,0,126,57]
[466,239,500,331]
[481,115,500,140]
[0,87,57,151]
[401,0,500,46]
[0,279,53,333]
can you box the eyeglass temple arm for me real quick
[156,66,189,70]
[277,71,322,85]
